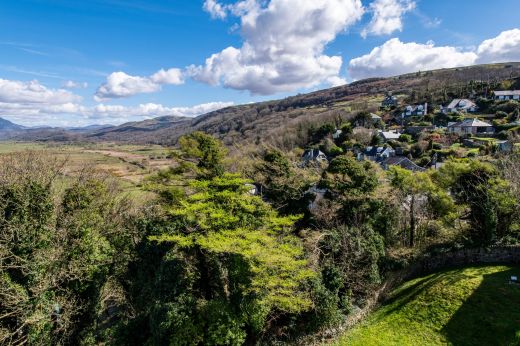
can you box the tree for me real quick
[255,149,317,214]
[0,152,135,345]
[134,133,314,344]
[433,159,517,245]
[389,167,455,247]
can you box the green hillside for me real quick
[337,265,520,346]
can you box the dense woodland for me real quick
[1,63,520,345]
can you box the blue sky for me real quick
[1,0,519,127]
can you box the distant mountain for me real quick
[86,116,192,143]
[66,124,115,133]
[0,117,24,131]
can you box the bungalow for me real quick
[402,103,428,117]
[447,118,494,135]
[442,99,478,114]
[378,130,401,142]
[493,90,520,101]
[359,146,395,162]
[381,95,398,107]
[301,149,328,163]
[380,156,425,172]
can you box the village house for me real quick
[442,99,478,114]
[301,148,328,164]
[380,156,425,172]
[493,90,520,100]
[402,103,428,117]
[447,118,495,135]
[358,146,395,162]
[381,95,398,108]
[370,113,382,124]
[378,130,401,142]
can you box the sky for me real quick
[1,0,520,127]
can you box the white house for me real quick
[447,118,494,135]
[442,99,478,114]
[493,90,520,101]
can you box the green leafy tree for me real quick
[134,133,314,344]
[389,166,456,247]
[433,159,517,244]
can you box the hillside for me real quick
[87,62,520,146]
[7,62,520,145]
[337,265,520,346]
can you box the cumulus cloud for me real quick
[62,80,88,89]
[348,38,478,80]
[349,28,520,80]
[191,0,364,95]
[95,69,185,101]
[477,28,520,64]
[150,68,184,85]
[0,79,81,104]
[203,0,227,19]
[0,77,232,126]
[361,0,415,38]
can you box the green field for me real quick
[0,141,175,201]
[337,265,520,346]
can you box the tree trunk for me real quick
[410,195,415,247]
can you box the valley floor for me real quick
[336,265,520,346]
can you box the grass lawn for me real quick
[336,265,520,346]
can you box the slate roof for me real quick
[379,131,401,140]
[448,118,493,128]
[302,149,327,161]
[494,90,520,96]
[446,99,477,110]
[382,157,425,172]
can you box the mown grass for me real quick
[336,265,520,346]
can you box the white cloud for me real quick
[0,78,81,104]
[63,80,88,89]
[95,69,185,101]
[191,0,364,95]
[95,72,161,101]
[348,38,478,80]
[477,28,520,64]
[0,78,232,127]
[203,0,227,19]
[150,68,184,85]
[361,0,415,38]
[92,101,234,119]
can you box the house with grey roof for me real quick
[301,149,328,164]
[493,90,520,101]
[447,118,494,135]
[359,146,395,162]
[442,99,478,114]
[380,156,425,172]
[402,103,428,117]
[381,95,398,108]
[378,130,401,142]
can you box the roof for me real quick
[364,146,394,156]
[494,90,520,96]
[382,157,425,172]
[379,131,401,140]
[370,113,382,120]
[448,118,493,128]
[446,99,477,109]
[302,148,327,161]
